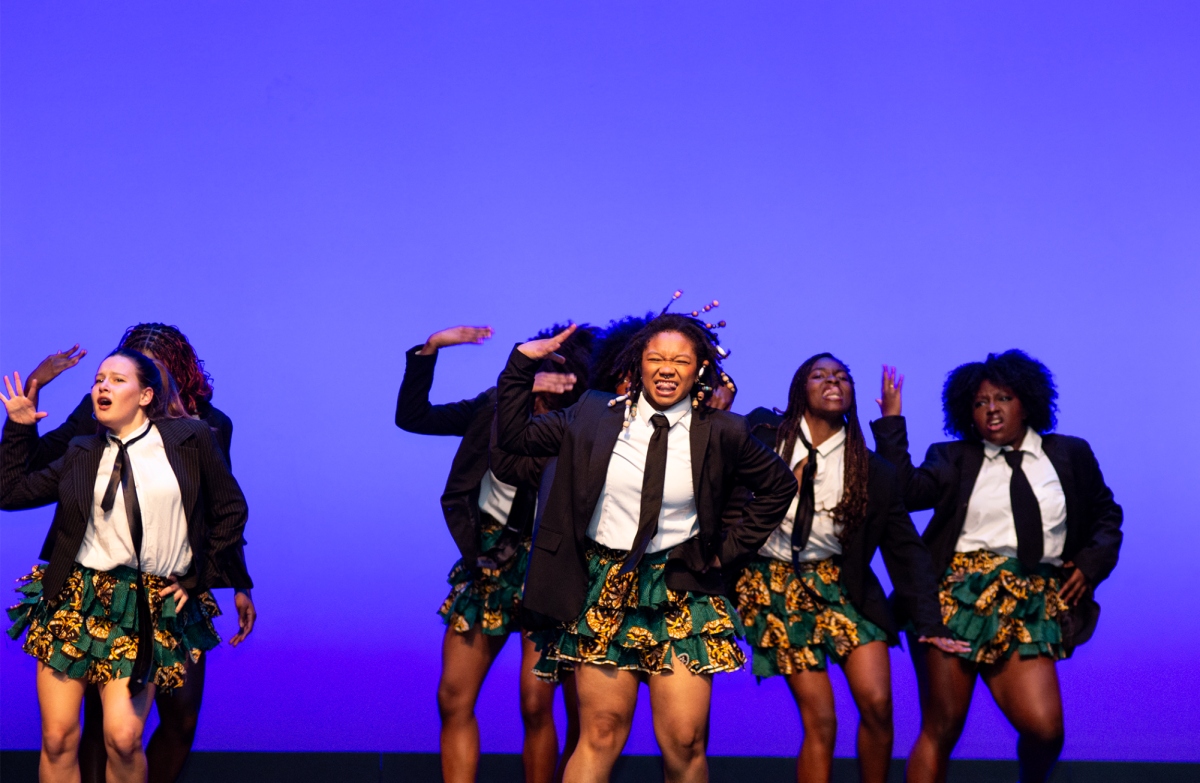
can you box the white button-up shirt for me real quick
[760,417,846,563]
[956,427,1067,564]
[478,468,518,523]
[77,421,193,577]
[586,395,698,554]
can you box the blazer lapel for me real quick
[689,409,711,500]
[73,437,108,521]
[158,421,200,527]
[586,404,625,513]
[952,444,985,531]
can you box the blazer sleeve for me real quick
[870,416,946,512]
[196,425,252,590]
[204,404,234,467]
[718,417,798,566]
[1,419,66,510]
[874,461,952,638]
[395,346,488,436]
[489,409,548,490]
[29,393,94,472]
[495,346,569,458]
[1070,440,1123,585]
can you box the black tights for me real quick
[80,656,206,783]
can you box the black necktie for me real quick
[790,433,820,574]
[1005,450,1044,570]
[619,413,671,575]
[100,423,156,695]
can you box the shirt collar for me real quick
[108,419,154,446]
[800,417,846,457]
[983,426,1043,460]
[637,393,692,431]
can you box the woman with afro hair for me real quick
[495,315,797,783]
[870,350,1122,783]
[21,324,255,783]
[734,353,965,783]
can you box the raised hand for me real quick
[417,326,494,356]
[517,324,577,362]
[1058,561,1092,606]
[230,589,257,646]
[706,385,735,411]
[875,365,904,417]
[919,635,972,654]
[533,372,577,394]
[0,373,49,426]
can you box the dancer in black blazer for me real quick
[23,324,253,783]
[870,351,1122,783]
[1,349,249,783]
[496,316,796,783]
[395,322,593,783]
[733,354,964,783]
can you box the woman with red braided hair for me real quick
[734,354,965,783]
[22,323,254,783]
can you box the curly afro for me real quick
[529,322,599,410]
[589,313,655,393]
[942,349,1058,441]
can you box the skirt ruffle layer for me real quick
[438,517,530,637]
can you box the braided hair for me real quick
[529,322,599,410]
[117,323,213,417]
[776,353,870,545]
[942,349,1057,441]
[610,314,725,413]
[589,313,654,393]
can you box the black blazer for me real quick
[746,409,949,641]
[395,347,539,567]
[496,346,798,624]
[1,417,252,604]
[870,415,1123,646]
[30,392,233,471]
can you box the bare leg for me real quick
[841,642,893,783]
[981,656,1064,783]
[647,650,713,783]
[438,624,509,783]
[98,677,156,783]
[36,663,87,783]
[785,669,837,783]
[520,635,559,783]
[563,663,640,783]
[145,654,205,783]
[79,684,107,783]
[905,640,977,783]
[554,670,580,783]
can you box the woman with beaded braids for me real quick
[0,349,248,783]
[734,354,965,783]
[870,351,1122,783]
[395,321,595,783]
[21,324,255,783]
[496,314,797,783]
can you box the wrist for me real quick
[416,338,440,356]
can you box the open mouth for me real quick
[96,396,113,412]
[985,417,1004,431]
[653,379,679,397]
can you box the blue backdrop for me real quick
[2,0,1197,761]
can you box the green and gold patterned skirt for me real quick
[734,556,889,678]
[438,514,530,636]
[533,540,745,682]
[938,550,1069,664]
[6,563,221,693]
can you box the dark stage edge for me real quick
[2,751,1196,782]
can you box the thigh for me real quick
[981,655,1062,734]
[520,634,557,701]
[575,663,640,725]
[37,663,88,734]
[441,624,508,690]
[98,678,156,738]
[646,649,713,733]
[913,642,977,722]
[785,668,836,720]
[155,654,206,725]
[841,641,892,711]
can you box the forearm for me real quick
[495,347,565,457]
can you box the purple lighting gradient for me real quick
[2,1,1198,762]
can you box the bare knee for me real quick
[857,688,893,733]
[658,720,707,763]
[582,709,631,754]
[801,705,838,747]
[1021,714,1065,750]
[520,687,555,729]
[436,677,475,724]
[104,723,143,763]
[42,722,80,762]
